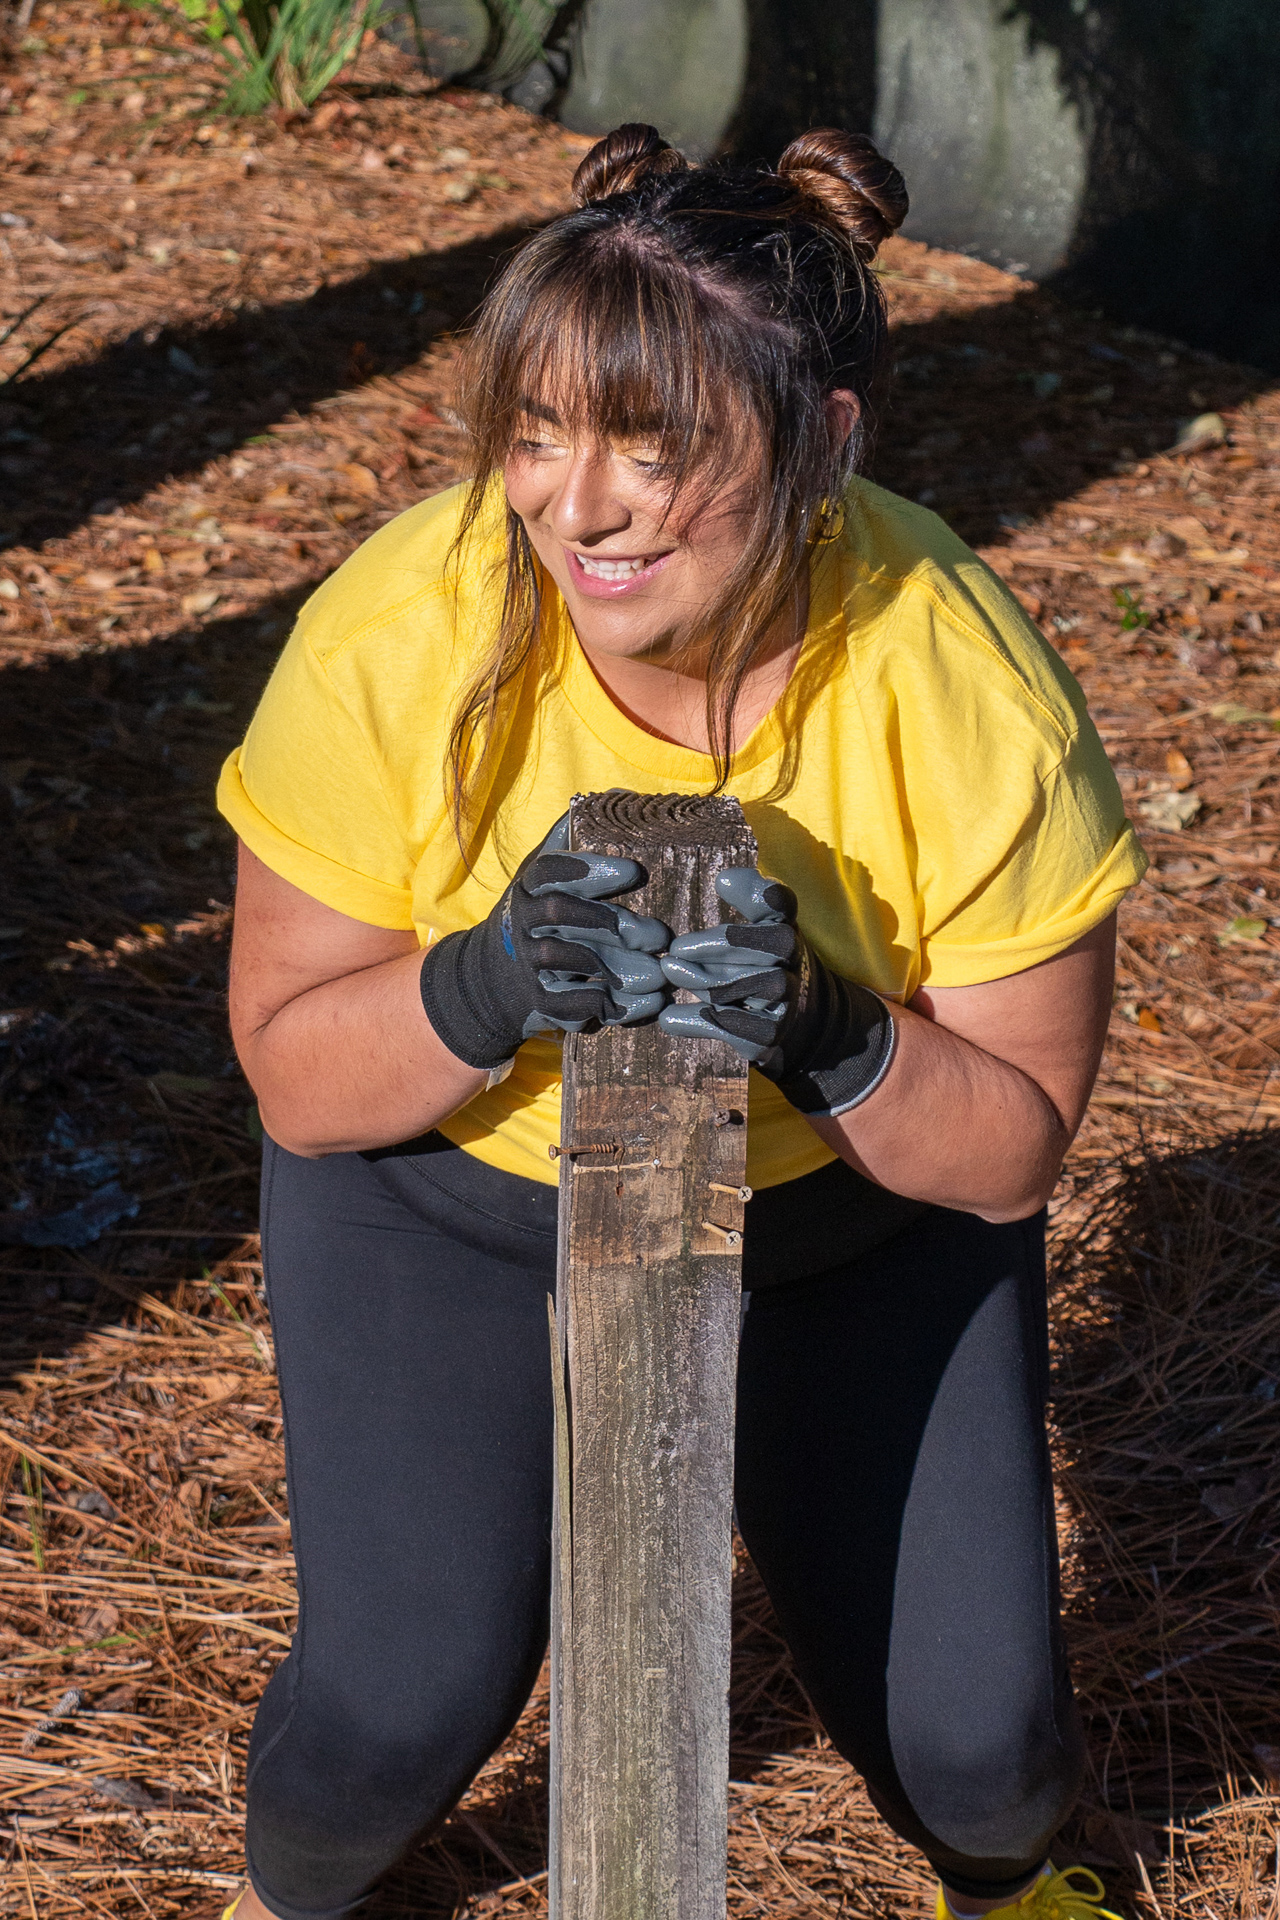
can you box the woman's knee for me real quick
[248,1739,424,1918]
[887,1701,1086,1866]
[247,1665,541,1914]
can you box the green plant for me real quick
[1112,586,1150,630]
[165,0,384,113]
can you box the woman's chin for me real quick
[572,618,687,666]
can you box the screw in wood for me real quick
[548,1141,623,1160]
[700,1220,743,1247]
[708,1182,752,1202]
[712,1108,745,1128]
[576,1159,663,1173]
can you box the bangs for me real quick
[462,227,791,496]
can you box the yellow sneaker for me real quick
[936,1865,1124,1920]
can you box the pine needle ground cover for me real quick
[3,0,1280,1911]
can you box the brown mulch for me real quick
[3,0,1280,1913]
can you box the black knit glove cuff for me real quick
[419,930,515,1072]
[775,975,898,1117]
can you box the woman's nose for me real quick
[548,449,632,546]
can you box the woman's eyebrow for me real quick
[518,396,562,425]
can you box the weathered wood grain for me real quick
[550,790,755,1920]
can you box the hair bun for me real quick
[777,130,908,258]
[572,123,689,207]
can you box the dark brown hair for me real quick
[447,122,908,846]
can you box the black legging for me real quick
[247,1134,1084,1920]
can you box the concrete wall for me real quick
[540,0,1280,370]
[874,0,1088,278]
[558,0,747,160]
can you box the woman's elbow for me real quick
[973,1146,1068,1223]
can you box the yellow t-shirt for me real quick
[218,477,1145,1189]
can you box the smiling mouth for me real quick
[575,553,656,580]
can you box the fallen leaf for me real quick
[70,1488,117,1521]
[95,1685,138,1712]
[199,1373,242,1401]
[180,588,219,616]
[1202,1468,1266,1519]
[1209,701,1276,726]
[1165,748,1194,789]
[1172,411,1227,454]
[78,1602,120,1638]
[1217,916,1268,947]
[142,547,164,574]
[0,1182,139,1249]
[1145,530,1186,560]
[1138,788,1201,831]
[1137,1007,1164,1032]
[1165,515,1210,543]
[338,462,380,497]
[1012,586,1043,619]
[90,1778,157,1811]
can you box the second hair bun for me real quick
[777,130,909,258]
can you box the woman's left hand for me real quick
[658,866,897,1116]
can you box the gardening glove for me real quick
[658,867,896,1116]
[419,813,671,1073]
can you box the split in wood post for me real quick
[551,790,756,1920]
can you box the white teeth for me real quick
[578,554,648,580]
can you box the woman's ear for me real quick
[826,388,860,445]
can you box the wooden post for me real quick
[550,790,756,1920]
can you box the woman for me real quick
[219,123,1144,1920]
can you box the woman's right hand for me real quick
[418,815,672,1072]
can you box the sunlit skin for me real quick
[499,394,857,752]
[227,398,1112,1920]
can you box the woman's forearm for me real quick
[809,1004,1072,1222]
[239,949,487,1157]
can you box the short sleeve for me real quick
[216,626,417,929]
[916,726,1147,988]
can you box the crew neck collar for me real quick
[546,537,846,784]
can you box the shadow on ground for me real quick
[873,289,1269,549]
[4,240,1272,560]
[0,222,537,553]
[0,595,295,1381]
